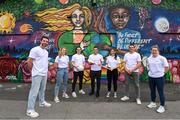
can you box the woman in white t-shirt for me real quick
[71,47,86,98]
[105,49,120,98]
[54,48,70,103]
[147,45,169,113]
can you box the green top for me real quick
[58,31,111,57]
[58,31,80,56]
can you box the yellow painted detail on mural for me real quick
[118,59,125,73]
[45,20,71,24]
[44,26,73,31]
[83,70,91,84]
[0,12,15,33]
[35,8,58,16]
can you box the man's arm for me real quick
[26,58,33,71]
[71,61,78,68]
[163,58,169,73]
[164,67,169,73]
[131,61,141,72]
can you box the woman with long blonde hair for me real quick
[36,3,111,57]
[35,3,92,55]
[54,47,70,103]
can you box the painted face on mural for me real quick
[71,9,85,28]
[110,7,130,29]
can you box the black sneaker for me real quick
[96,92,99,97]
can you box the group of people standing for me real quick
[26,36,169,118]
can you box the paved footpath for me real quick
[0,83,180,119]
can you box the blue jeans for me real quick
[149,76,165,106]
[54,68,68,97]
[27,75,47,112]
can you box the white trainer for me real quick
[147,102,157,108]
[39,101,51,107]
[157,106,165,113]
[72,92,77,98]
[79,89,85,94]
[136,98,142,105]
[26,111,39,118]
[121,96,129,101]
[54,96,60,103]
[106,92,110,98]
[114,92,117,98]
[62,92,70,98]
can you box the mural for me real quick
[0,0,180,84]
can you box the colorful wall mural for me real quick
[0,0,180,84]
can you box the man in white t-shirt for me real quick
[121,44,142,105]
[71,47,86,98]
[26,36,51,118]
[88,47,104,97]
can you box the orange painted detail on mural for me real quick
[19,24,33,33]
[59,0,69,5]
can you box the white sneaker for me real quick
[121,96,129,101]
[106,92,110,98]
[72,92,77,98]
[26,111,39,118]
[62,92,70,98]
[39,101,52,107]
[79,89,85,94]
[157,106,165,113]
[114,92,117,98]
[136,98,142,105]
[54,96,60,103]
[147,102,157,108]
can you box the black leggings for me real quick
[107,69,118,92]
[72,71,84,92]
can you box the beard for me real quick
[41,43,48,48]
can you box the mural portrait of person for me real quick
[104,5,141,55]
[35,3,111,57]
[57,4,92,56]
[35,3,91,55]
